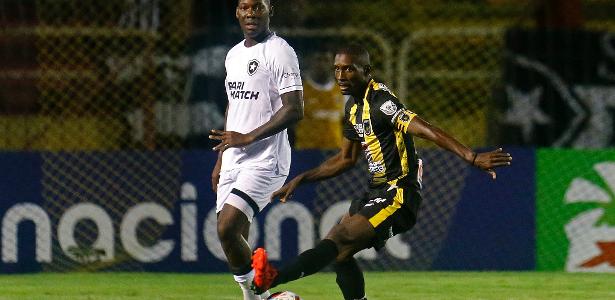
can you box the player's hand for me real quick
[271,176,302,203]
[209,129,255,152]
[473,148,512,180]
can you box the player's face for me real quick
[334,53,368,96]
[236,0,271,39]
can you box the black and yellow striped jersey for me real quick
[343,79,421,188]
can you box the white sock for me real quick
[258,290,271,299]
[234,269,259,300]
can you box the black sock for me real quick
[334,258,365,300]
[273,239,338,287]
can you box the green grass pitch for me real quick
[0,272,613,299]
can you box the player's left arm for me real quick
[248,89,304,141]
[405,115,512,179]
[209,91,303,151]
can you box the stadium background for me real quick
[1,0,615,275]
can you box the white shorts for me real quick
[216,168,287,222]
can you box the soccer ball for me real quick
[267,291,301,300]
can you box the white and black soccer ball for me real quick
[267,291,301,300]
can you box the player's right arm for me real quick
[212,151,222,193]
[271,137,362,202]
[211,106,229,192]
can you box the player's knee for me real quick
[334,256,353,265]
[217,221,240,244]
[338,240,370,261]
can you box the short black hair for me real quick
[335,44,370,67]
[237,0,271,6]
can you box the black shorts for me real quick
[349,181,422,250]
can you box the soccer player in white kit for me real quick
[208,0,304,299]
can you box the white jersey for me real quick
[221,33,302,175]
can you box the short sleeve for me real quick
[376,93,417,134]
[271,43,303,95]
[393,108,417,133]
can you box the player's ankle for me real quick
[257,290,271,299]
[234,268,255,287]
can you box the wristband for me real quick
[471,153,477,166]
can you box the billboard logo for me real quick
[564,162,615,272]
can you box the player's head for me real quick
[305,50,334,84]
[334,45,371,96]
[236,0,273,39]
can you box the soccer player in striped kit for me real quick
[252,45,512,300]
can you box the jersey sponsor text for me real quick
[228,81,260,100]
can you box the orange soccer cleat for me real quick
[251,248,278,294]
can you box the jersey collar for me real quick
[361,79,375,104]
